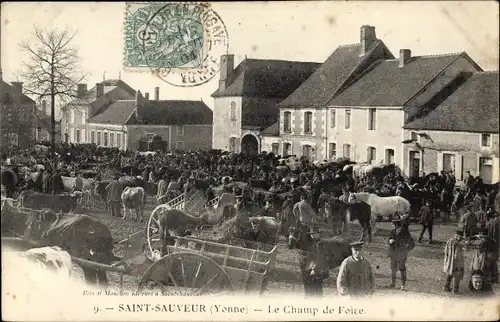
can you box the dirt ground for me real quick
[73,201,500,298]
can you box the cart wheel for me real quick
[146,204,171,260]
[137,252,235,296]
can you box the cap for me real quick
[350,241,364,248]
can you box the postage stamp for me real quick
[123,2,229,87]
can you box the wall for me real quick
[212,96,242,150]
[87,123,127,149]
[279,108,327,161]
[261,135,280,154]
[0,102,35,149]
[403,129,500,183]
[127,124,212,151]
[326,107,404,165]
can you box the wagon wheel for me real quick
[146,204,171,260]
[137,252,235,296]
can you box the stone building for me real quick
[211,55,320,154]
[403,71,499,183]
[0,81,36,149]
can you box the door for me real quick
[479,157,493,184]
[409,151,420,179]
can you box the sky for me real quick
[1,1,498,111]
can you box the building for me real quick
[275,25,395,161]
[34,100,61,142]
[87,88,213,151]
[211,55,320,154]
[60,79,136,144]
[0,81,36,149]
[403,71,499,183]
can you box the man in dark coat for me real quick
[51,170,65,195]
[387,218,414,290]
[418,199,435,244]
[106,174,124,217]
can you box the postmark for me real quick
[123,2,229,87]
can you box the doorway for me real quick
[409,151,420,179]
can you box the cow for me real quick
[19,191,80,213]
[21,246,72,279]
[121,187,146,222]
[23,209,119,287]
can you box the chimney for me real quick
[42,100,49,116]
[145,92,149,100]
[218,54,235,91]
[399,49,411,67]
[95,83,104,99]
[360,25,377,56]
[11,81,23,95]
[77,83,87,98]
[154,87,159,100]
[135,90,142,119]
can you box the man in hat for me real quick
[106,174,124,218]
[73,171,83,193]
[387,218,414,290]
[418,199,435,244]
[443,230,465,293]
[337,241,375,297]
[156,174,169,204]
[293,193,316,229]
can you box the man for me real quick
[317,188,330,223]
[51,170,65,195]
[459,206,477,240]
[486,212,499,284]
[73,172,83,193]
[418,200,435,244]
[106,174,124,217]
[42,169,51,194]
[387,218,414,290]
[443,230,465,293]
[293,193,316,229]
[156,174,169,204]
[336,241,375,297]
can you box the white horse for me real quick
[348,192,410,219]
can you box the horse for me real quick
[325,198,374,242]
[1,167,18,198]
[287,218,352,298]
[349,192,410,220]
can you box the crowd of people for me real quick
[1,142,499,296]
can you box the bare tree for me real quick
[19,26,88,193]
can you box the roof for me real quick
[328,53,468,107]
[88,100,136,124]
[211,59,321,98]
[278,41,394,108]
[129,100,213,125]
[260,122,279,136]
[66,80,136,106]
[0,81,36,105]
[404,71,499,133]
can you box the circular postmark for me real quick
[124,2,229,87]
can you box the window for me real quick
[70,109,75,123]
[74,110,82,124]
[283,142,291,156]
[479,157,493,183]
[103,132,108,147]
[177,125,184,136]
[329,143,336,159]
[117,133,122,148]
[367,147,376,164]
[76,129,81,143]
[343,144,351,159]
[368,108,376,130]
[345,109,351,129]
[330,110,336,128]
[97,132,102,146]
[481,133,491,147]
[110,132,115,147]
[176,141,184,150]
[442,153,456,172]
[229,137,237,152]
[91,131,95,144]
[271,143,279,154]
[230,101,236,121]
[82,111,86,125]
[283,112,291,132]
[304,112,313,134]
[35,128,40,141]
[410,131,419,142]
[302,145,312,159]
[385,149,395,165]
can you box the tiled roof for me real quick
[278,41,394,108]
[211,59,321,98]
[260,122,279,136]
[67,80,136,106]
[0,81,36,104]
[88,100,136,124]
[404,71,499,133]
[129,100,213,125]
[328,53,468,107]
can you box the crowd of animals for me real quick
[1,143,499,296]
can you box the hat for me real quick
[350,241,364,249]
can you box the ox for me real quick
[248,216,280,244]
[121,187,146,222]
[21,246,72,279]
[19,191,80,213]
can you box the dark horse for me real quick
[325,198,373,242]
[288,219,351,298]
[1,167,18,198]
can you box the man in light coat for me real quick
[337,241,375,297]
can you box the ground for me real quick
[72,199,500,298]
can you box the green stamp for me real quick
[124,2,229,87]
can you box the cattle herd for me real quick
[1,142,499,297]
